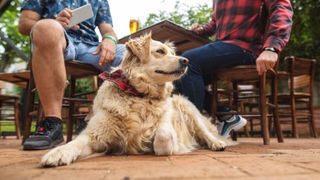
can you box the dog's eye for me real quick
[156,49,166,55]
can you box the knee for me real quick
[32,19,65,48]
[181,50,197,63]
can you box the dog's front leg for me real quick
[154,123,177,155]
[40,134,93,167]
[153,100,178,155]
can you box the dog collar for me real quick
[99,70,144,98]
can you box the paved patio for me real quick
[1,137,320,180]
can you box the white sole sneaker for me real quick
[219,115,247,138]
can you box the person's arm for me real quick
[263,0,293,52]
[256,0,293,75]
[92,0,118,66]
[199,13,217,37]
[18,10,41,36]
[18,7,79,36]
[93,23,118,66]
[191,5,217,37]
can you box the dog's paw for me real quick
[209,140,227,151]
[154,135,174,156]
[40,145,78,167]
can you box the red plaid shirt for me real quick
[201,0,293,56]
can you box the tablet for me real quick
[68,4,93,27]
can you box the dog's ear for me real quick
[164,41,176,55]
[125,34,152,63]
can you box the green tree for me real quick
[0,0,30,72]
[282,0,320,80]
[143,1,211,29]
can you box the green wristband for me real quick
[103,35,118,45]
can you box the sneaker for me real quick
[217,115,247,138]
[23,118,64,150]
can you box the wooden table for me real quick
[119,20,210,54]
[0,70,30,88]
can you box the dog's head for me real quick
[122,34,188,84]
[119,34,188,99]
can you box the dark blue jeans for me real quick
[174,41,256,112]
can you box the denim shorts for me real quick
[64,32,125,72]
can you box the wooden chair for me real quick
[22,60,101,143]
[277,56,317,138]
[211,65,283,145]
[0,93,21,139]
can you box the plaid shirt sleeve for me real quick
[200,13,217,37]
[263,0,293,52]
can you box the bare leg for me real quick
[31,19,67,118]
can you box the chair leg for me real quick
[22,72,36,144]
[260,74,270,145]
[290,95,298,138]
[67,77,76,142]
[36,102,44,124]
[211,79,218,124]
[271,75,283,142]
[309,98,317,138]
[231,82,238,141]
[240,101,250,137]
[14,99,21,139]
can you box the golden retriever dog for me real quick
[40,34,233,167]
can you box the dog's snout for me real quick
[179,58,189,66]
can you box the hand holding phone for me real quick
[68,4,93,27]
[55,4,93,30]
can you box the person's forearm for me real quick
[18,16,38,36]
[101,31,117,41]
[99,23,117,41]
[200,14,217,37]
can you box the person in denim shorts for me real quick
[19,0,125,150]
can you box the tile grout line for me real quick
[206,154,254,177]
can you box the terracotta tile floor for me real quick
[1,137,320,180]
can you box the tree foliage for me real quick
[0,0,30,72]
[144,1,212,29]
[282,0,320,80]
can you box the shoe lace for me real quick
[35,121,54,135]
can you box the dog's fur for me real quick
[40,34,233,167]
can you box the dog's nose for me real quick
[179,58,189,66]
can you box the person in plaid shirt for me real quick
[175,0,293,137]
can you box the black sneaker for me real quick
[23,117,64,150]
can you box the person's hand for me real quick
[55,8,79,30]
[92,38,116,66]
[190,23,204,35]
[256,50,278,75]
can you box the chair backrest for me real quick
[284,56,316,92]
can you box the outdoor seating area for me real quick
[1,20,317,144]
[1,0,320,179]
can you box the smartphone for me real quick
[68,4,93,27]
